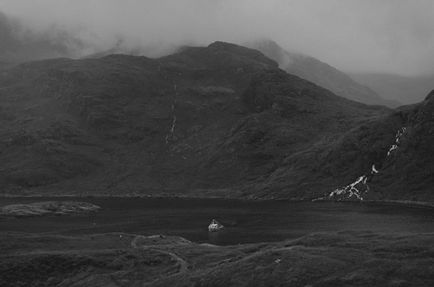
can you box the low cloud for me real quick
[0,0,433,75]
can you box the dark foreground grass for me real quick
[0,231,433,287]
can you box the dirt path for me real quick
[130,235,190,286]
[129,235,305,286]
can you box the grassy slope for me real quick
[1,231,433,286]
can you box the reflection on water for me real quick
[0,197,433,245]
[208,230,224,245]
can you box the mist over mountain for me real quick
[351,73,434,105]
[1,0,434,77]
[0,11,83,63]
[246,40,400,107]
[1,8,421,109]
[1,5,431,109]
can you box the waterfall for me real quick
[327,127,407,201]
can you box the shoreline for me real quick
[363,200,434,209]
[0,193,433,210]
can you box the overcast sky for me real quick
[0,0,433,75]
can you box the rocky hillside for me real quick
[252,90,434,202]
[0,41,432,202]
[247,40,399,107]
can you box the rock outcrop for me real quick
[0,201,100,217]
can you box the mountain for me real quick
[82,40,180,60]
[351,72,434,105]
[247,40,399,107]
[0,11,81,63]
[0,41,392,197]
[0,41,432,202]
[254,90,434,202]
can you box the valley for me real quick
[1,197,433,286]
[0,2,433,286]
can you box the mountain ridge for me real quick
[246,40,400,107]
[0,41,432,202]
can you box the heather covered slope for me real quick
[1,231,433,287]
[0,41,390,197]
[368,91,434,201]
[252,91,434,202]
[331,91,434,202]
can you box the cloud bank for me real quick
[0,0,433,75]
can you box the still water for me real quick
[0,197,433,245]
